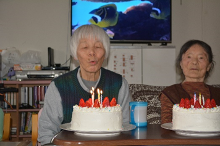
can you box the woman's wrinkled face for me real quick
[180,44,211,82]
[76,37,105,75]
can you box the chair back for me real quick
[3,113,10,141]
[0,108,3,141]
[32,108,43,146]
[129,84,167,124]
[0,108,11,141]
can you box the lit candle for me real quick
[100,90,103,107]
[199,93,202,105]
[202,95,205,106]
[90,90,93,106]
[97,88,100,104]
[193,92,196,105]
[91,87,95,106]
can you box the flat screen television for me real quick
[71,0,171,44]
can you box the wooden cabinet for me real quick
[2,80,51,141]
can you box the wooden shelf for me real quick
[3,80,51,85]
[19,134,32,138]
[19,109,40,112]
[3,109,17,112]
[11,134,32,138]
[11,135,17,138]
[2,80,51,141]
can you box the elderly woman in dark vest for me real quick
[38,24,131,145]
[160,40,220,124]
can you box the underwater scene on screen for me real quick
[71,0,171,42]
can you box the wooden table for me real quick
[52,124,220,145]
[0,140,31,146]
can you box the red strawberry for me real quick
[190,98,194,106]
[110,97,117,107]
[179,98,185,107]
[85,98,92,107]
[79,98,86,107]
[194,100,201,108]
[93,99,100,108]
[211,99,216,107]
[204,98,212,108]
[102,97,110,107]
[184,98,191,109]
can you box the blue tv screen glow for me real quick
[71,0,171,44]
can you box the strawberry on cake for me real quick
[172,98,220,132]
[70,97,122,131]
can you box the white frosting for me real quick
[71,105,122,131]
[172,104,220,131]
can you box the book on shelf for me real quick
[11,127,17,135]
[20,87,25,105]
[37,86,41,108]
[20,111,35,134]
[13,92,16,107]
[0,93,7,109]
[7,92,10,106]
[34,86,38,108]
[10,92,13,107]
[40,86,45,102]
[0,92,17,109]
[27,114,32,133]
[24,112,32,133]
[20,85,48,109]
[20,112,26,132]
[28,87,33,106]
[25,87,28,105]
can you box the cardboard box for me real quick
[14,64,42,71]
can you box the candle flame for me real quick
[92,87,94,91]
[101,90,103,94]
[97,88,99,93]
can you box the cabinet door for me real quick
[142,46,176,86]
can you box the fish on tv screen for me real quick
[71,0,171,44]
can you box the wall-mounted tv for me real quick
[71,0,171,44]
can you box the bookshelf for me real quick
[2,80,51,141]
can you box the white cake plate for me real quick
[60,123,136,136]
[161,123,220,137]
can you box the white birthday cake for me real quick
[70,97,122,131]
[172,98,220,132]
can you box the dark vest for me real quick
[161,83,220,105]
[53,67,122,124]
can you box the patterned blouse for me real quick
[160,82,210,124]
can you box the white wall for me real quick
[0,0,71,67]
[0,0,220,84]
[202,0,220,84]
[142,46,176,86]
[171,0,220,84]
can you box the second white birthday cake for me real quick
[172,98,220,132]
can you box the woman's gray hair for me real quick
[70,24,110,60]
